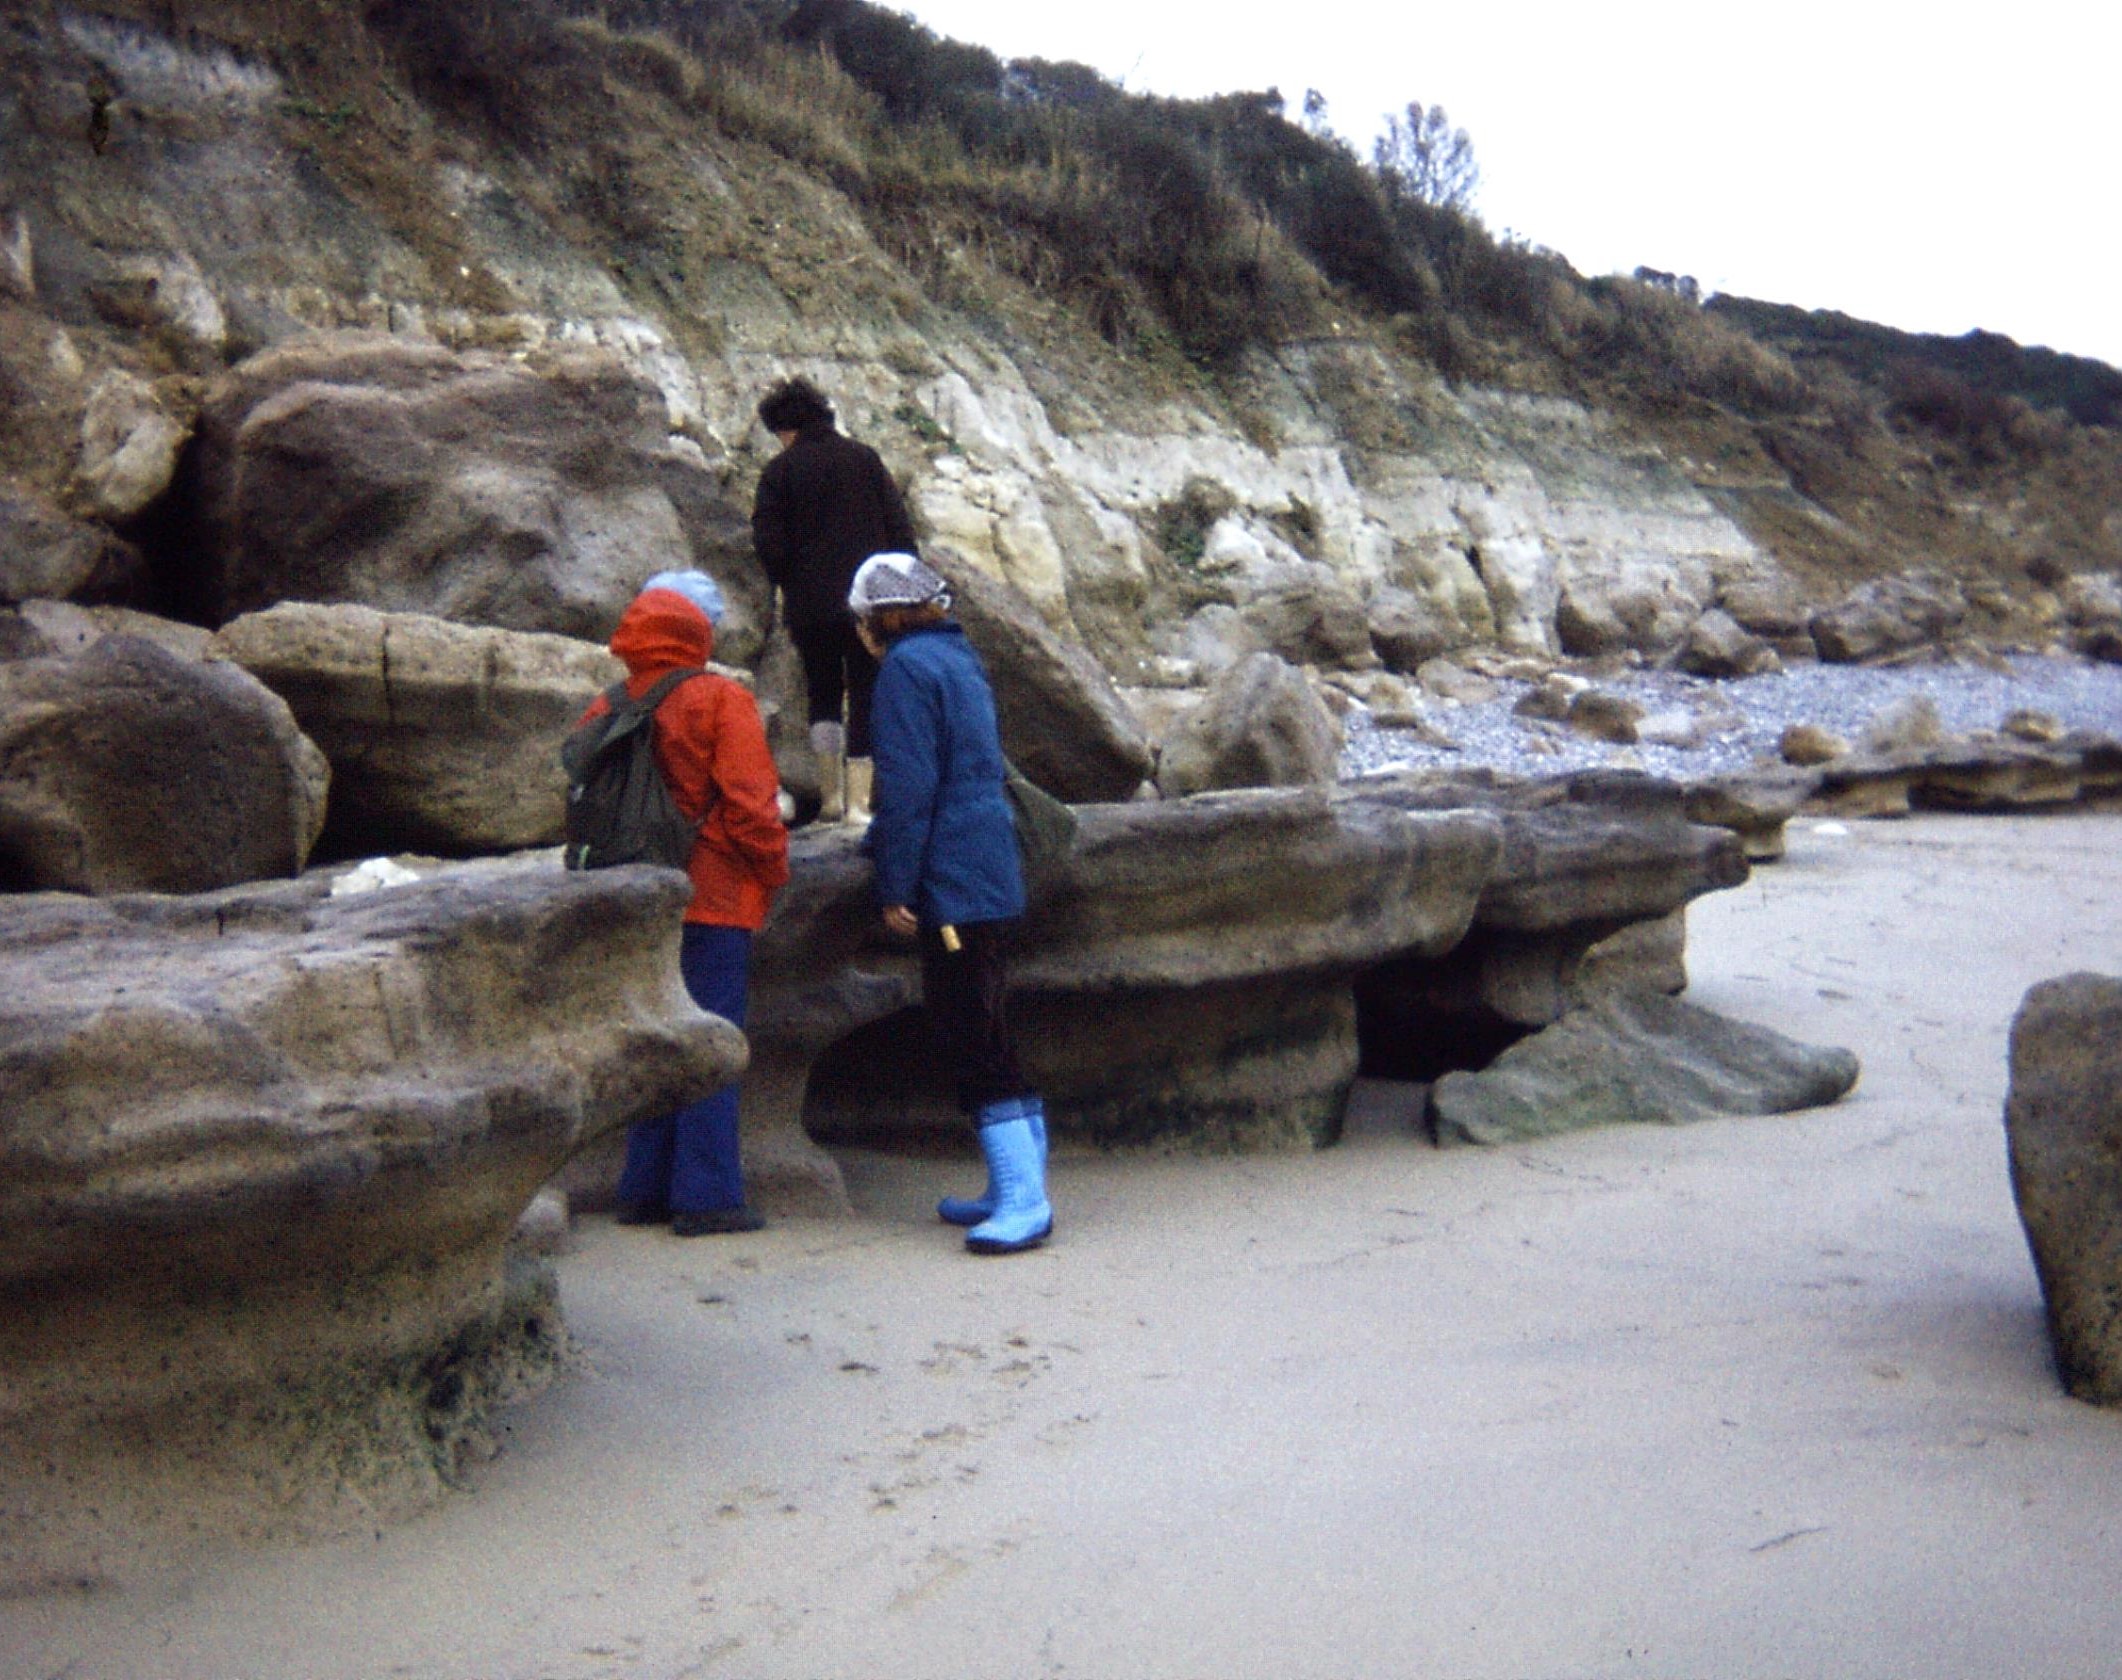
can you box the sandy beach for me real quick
[9,810,2122,1679]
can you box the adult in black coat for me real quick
[751,376,919,821]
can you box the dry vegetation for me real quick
[24,0,2122,592]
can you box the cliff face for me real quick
[3,3,2115,678]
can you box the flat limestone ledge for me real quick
[570,778,1760,1212]
[0,858,739,1578]
[733,791,1505,1173]
[1681,730,2122,856]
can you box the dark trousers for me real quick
[919,918,1032,1119]
[618,923,753,1214]
[790,614,880,755]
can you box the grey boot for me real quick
[810,720,845,821]
[843,756,874,824]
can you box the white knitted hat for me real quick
[847,552,951,614]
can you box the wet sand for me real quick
[9,812,2122,1679]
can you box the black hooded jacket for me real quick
[751,420,919,630]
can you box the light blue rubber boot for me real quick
[938,1096,1046,1227]
[965,1110,1053,1255]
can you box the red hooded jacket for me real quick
[579,588,789,929]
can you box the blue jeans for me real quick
[617,924,753,1215]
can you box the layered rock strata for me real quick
[0,861,742,1582]
[211,601,626,856]
[570,772,1752,1213]
[703,791,1505,1208]
[1351,771,1749,1076]
[1679,728,2122,860]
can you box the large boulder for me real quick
[1810,571,1966,663]
[1429,991,1860,1146]
[1156,651,1342,797]
[0,860,744,1581]
[1711,555,1811,647]
[1367,585,1468,673]
[1554,566,1704,658]
[0,634,328,892]
[212,602,623,857]
[0,492,144,606]
[181,334,758,643]
[73,368,189,523]
[2004,972,2122,1406]
[1237,572,1378,671]
[935,555,1154,801]
[1680,607,1782,678]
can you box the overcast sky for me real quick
[890,1,2121,370]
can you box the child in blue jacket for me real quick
[849,553,1051,1254]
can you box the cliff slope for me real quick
[3,0,2117,681]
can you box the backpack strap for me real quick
[610,666,705,719]
[620,666,720,830]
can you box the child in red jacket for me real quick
[582,574,789,1235]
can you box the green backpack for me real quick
[1002,758,1078,879]
[559,669,707,871]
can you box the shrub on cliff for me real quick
[366,0,594,141]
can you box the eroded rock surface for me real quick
[183,335,761,645]
[1352,771,1749,1066]
[594,771,1758,1208]
[212,601,623,856]
[716,790,1506,1196]
[1156,651,1342,796]
[2005,972,2122,1406]
[0,633,328,892]
[0,860,742,1582]
[940,556,1154,802]
[1429,991,1861,1147]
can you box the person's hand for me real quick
[882,904,919,938]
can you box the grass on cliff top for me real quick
[39,0,2122,596]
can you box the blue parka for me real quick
[864,622,1026,926]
